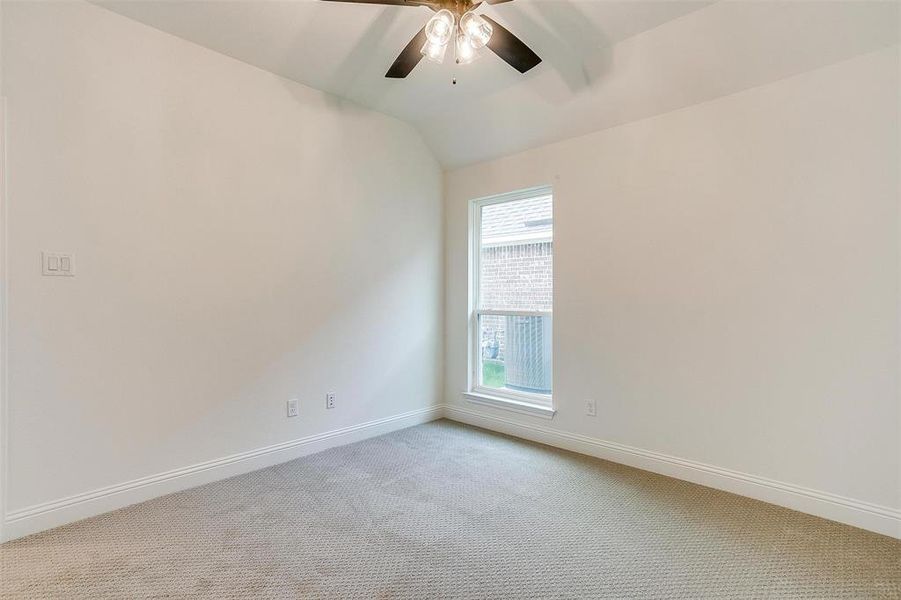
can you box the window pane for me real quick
[479,195,552,311]
[479,313,552,396]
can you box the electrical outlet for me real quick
[326,392,336,410]
[585,399,596,417]
[287,399,299,418]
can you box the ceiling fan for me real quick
[321,0,541,79]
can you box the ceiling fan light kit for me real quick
[420,9,492,65]
[322,0,541,79]
[420,8,494,65]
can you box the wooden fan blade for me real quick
[482,15,541,74]
[385,26,428,78]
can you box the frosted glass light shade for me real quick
[421,39,448,63]
[460,11,492,49]
[425,9,455,46]
[455,31,478,65]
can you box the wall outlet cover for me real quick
[326,392,336,410]
[287,399,299,418]
[42,251,75,277]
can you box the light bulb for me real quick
[421,38,448,64]
[459,11,492,49]
[454,31,478,65]
[425,9,454,46]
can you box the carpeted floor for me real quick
[1,420,899,599]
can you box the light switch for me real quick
[42,252,75,277]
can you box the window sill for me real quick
[462,392,556,419]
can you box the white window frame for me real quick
[466,185,555,419]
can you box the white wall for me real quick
[445,47,900,534]
[0,0,442,536]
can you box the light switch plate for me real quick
[42,252,75,277]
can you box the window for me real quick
[469,187,553,415]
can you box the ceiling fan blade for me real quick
[483,0,515,4]
[482,15,541,74]
[385,26,428,78]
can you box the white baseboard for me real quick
[444,404,901,539]
[6,404,898,543]
[2,405,442,542]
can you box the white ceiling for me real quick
[96,0,899,168]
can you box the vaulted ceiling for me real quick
[96,0,899,168]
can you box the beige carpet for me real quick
[1,420,899,599]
